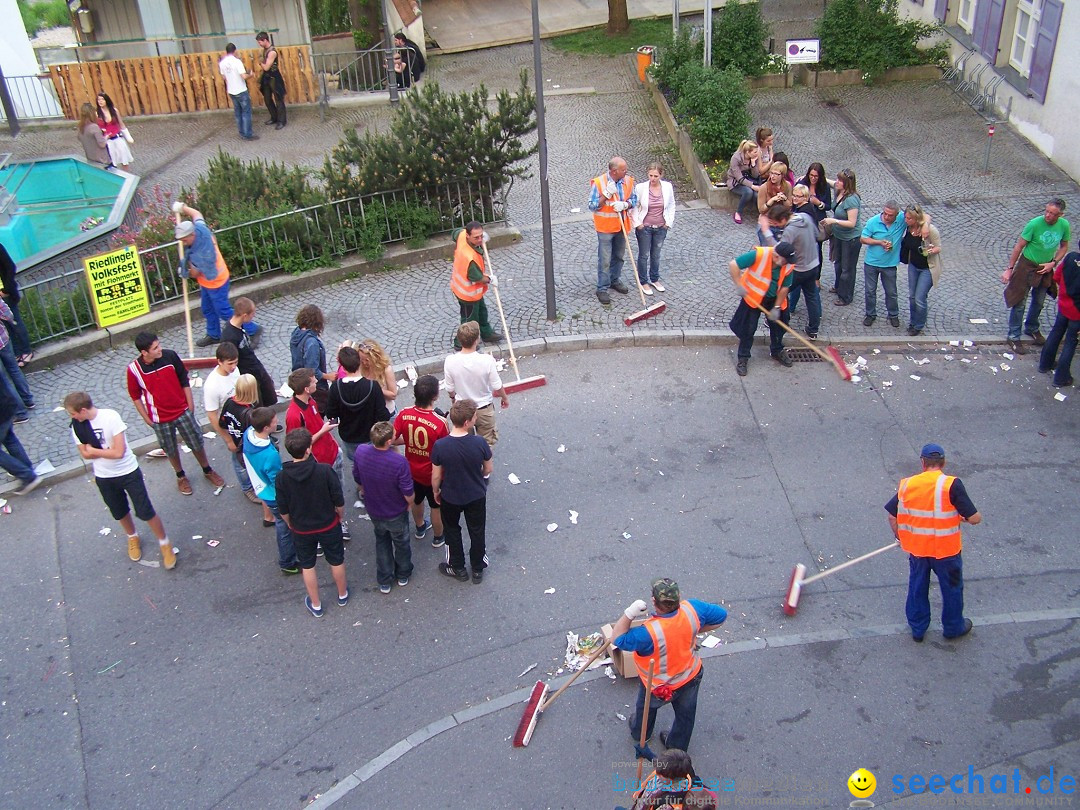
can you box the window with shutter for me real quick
[934,0,948,22]
[1028,0,1062,103]
[957,0,976,32]
[972,0,1006,62]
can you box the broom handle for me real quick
[635,660,657,786]
[753,302,847,375]
[801,541,899,586]
[538,638,612,712]
[175,212,195,359]
[481,242,521,383]
[619,212,648,309]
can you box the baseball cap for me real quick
[920,443,945,460]
[651,578,680,603]
[774,242,796,261]
[174,221,195,239]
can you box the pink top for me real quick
[643,187,665,227]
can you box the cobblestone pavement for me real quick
[4,47,1077,476]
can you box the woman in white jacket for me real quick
[630,162,675,295]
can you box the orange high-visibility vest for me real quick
[739,246,791,309]
[633,600,702,690]
[896,469,962,558]
[592,173,635,233]
[193,239,230,290]
[450,229,487,302]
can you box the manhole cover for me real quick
[786,348,823,363]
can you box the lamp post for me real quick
[531,0,557,320]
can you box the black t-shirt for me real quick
[900,229,929,269]
[219,396,253,452]
[430,434,491,505]
[221,321,268,378]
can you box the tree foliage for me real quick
[323,71,538,199]
[817,0,949,81]
[671,64,751,162]
[710,1,772,77]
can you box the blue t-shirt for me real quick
[613,599,728,655]
[862,213,906,267]
[430,433,491,505]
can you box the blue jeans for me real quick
[1039,312,1080,385]
[635,226,667,284]
[199,282,259,339]
[1007,284,1048,340]
[0,414,35,484]
[863,263,898,319]
[906,552,965,638]
[263,500,297,568]
[0,340,33,418]
[596,230,626,292]
[230,90,253,138]
[730,184,755,215]
[371,510,412,585]
[786,269,822,333]
[5,299,32,356]
[832,238,862,304]
[230,450,253,492]
[907,264,933,330]
[630,667,703,752]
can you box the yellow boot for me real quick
[160,541,176,570]
[127,535,142,562]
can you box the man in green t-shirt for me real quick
[1003,197,1070,354]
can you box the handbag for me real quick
[816,219,831,243]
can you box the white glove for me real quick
[482,231,490,244]
[766,306,781,322]
[624,599,648,620]
[171,201,185,214]
[604,181,618,199]
[612,201,629,213]
[734,284,749,298]
[489,274,498,288]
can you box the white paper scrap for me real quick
[405,365,418,382]
[569,510,579,525]
[963,340,974,347]
[881,381,893,388]
[616,712,627,721]
[547,523,558,533]
[949,340,961,346]
[518,663,537,678]
[856,356,868,366]
[396,378,409,389]
[622,532,632,540]
[137,559,160,568]
[190,378,203,388]
[700,636,721,648]
[99,527,111,536]
[557,444,566,453]
[850,375,862,383]
[544,587,556,594]
[1055,392,1067,402]
[872,349,881,354]
[192,535,203,540]
[961,358,972,364]
[202,432,216,439]
[34,458,55,475]
[52,406,65,412]
[889,365,901,372]
[604,666,617,680]
[969,318,989,324]
[1003,352,1014,360]
[944,355,955,361]
[910,375,921,381]
[916,358,930,365]
[570,207,581,213]
[508,473,521,485]
[1000,364,1011,371]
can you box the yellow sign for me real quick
[848,768,877,798]
[83,245,151,328]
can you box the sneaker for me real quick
[944,618,973,639]
[1053,378,1074,388]
[907,326,920,336]
[596,289,611,305]
[735,358,748,377]
[733,211,742,224]
[397,576,410,587]
[641,283,654,296]
[353,498,365,509]
[379,584,392,594]
[472,568,483,584]
[439,563,469,582]
[305,596,324,618]
[415,520,432,540]
[177,476,193,496]
[280,564,300,575]
[262,518,275,527]
[1007,339,1027,355]
[431,534,445,549]
[128,535,142,561]
[337,589,350,607]
[888,316,900,328]
[161,543,177,570]
[1027,330,1046,346]
[651,280,665,293]
[863,316,876,327]
[195,334,219,347]
[13,415,29,425]
[912,633,924,643]
[204,469,225,488]
[341,523,352,542]
[13,475,40,495]
[247,323,264,349]
[806,331,818,340]
[610,280,629,294]
[482,333,503,343]
[772,349,794,368]
[316,543,324,557]
[243,489,261,504]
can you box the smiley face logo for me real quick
[848,768,876,798]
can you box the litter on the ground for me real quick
[963,340,974,347]
[605,666,617,680]
[202,432,216,439]
[915,358,930,365]
[889,365,901,371]
[961,358,972,363]
[99,527,111,536]
[495,359,507,371]
[564,631,605,671]
[190,378,202,388]
[179,444,192,454]
[569,510,579,525]
[1055,392,1067,402]
[34,458,55,475]
[518,663,537,678]
[508,473,521,485]
[214,485,224,495]
[396,378,409,389]
[1000,364,1011,371]
[622,532,632,539]
[910,375,922,381]
[570,207,581,213]
[557,444,566,453]
[148,448,167,458]
[872,349,881,354]
[1003,352,1014,360]
[0,504,10,514]
[207,539,220,547]
[405,365,418,382]
[700,636,722,648]
[944,354,955,360]
[616,712,627,721]
[850,375,862,383]
[544,587,556,594]
[949,340,961,346]
[138,559,161,568]
[881,381,893,388]
[546,523,558,532]
[969,318,989,324]
[52,406,65,412]
[192,534,203,540]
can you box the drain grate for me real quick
[786,348,824,363]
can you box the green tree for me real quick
[323,70,538,200]
[710,1,771,77]
[671,64,751,162]
[817,0,948,81]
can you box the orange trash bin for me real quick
[636,45,655,82]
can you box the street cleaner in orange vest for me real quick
[172,202,262,348]
[886,443,981,642]
[450,221,502,347]
[727,241,797,377]
[589,156,638,305]
[611,578,727,757]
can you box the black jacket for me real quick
[323,376,389,444]
[275,457,343,533]
[0,243,19,305]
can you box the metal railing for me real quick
[314,44,411,117]
[17,176,506,346]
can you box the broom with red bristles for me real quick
[481,242,547,395]
[753,303,852,381]
[513,638,611,747]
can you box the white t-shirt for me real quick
[219,54,248,96]
[203,367,240,415]
[443,350,502,407]
[71,408,139,479]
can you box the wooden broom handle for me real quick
[538,638,612,712]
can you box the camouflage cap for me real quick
[651,578,680,603]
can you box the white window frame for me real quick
[957,0,977,33]
[1010,0,1042,77]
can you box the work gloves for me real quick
[766,307,781,321]
[612,201,630,213]
[624,600,649,620]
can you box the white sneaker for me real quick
[641,284,654,296]
[652,280,666,293]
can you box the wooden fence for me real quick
[47,46,317,119]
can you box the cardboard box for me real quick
[601,621,645,679]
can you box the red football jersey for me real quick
[393,406,450,486]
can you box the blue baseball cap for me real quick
[920,443,945,460]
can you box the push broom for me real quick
[619,214,666,326]
[513,638,611,747]
[753,303,852,381]
[481,242,547,395]
[783,541,899,615]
